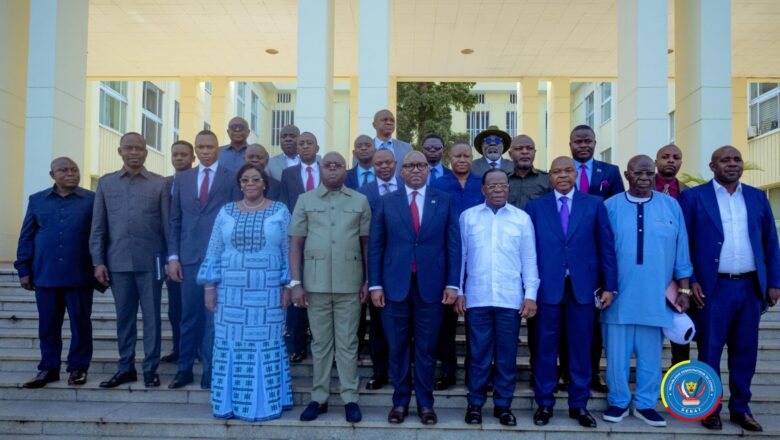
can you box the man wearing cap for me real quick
[471,126,514,176]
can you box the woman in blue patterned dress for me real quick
[198,163,293,421]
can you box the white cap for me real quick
[663,312,696,345]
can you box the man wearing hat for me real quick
[471,126,514,176]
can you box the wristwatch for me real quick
[678,288,692,297]
[287,280,302,288]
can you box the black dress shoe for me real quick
[23,370,59,389]
[569,408,597,428]
[200,374,211,390]
[144,372,160,388]
[590,376,608,393]
[534,406,553,426]
[464,404,482,424]
[99,370,137,388]
[167,370,194,389]
[701,413,722,430]
[433,374,456,391]
[300,401,328,421]
[418,407,438,425]
[160,352,179,363]
[68,370,88,386]
[493,406,516,426]
[730,412,763,432]
[290,352,306,363]
[387,406,409,424]
[345,402,362,423]
[366,373,388,390]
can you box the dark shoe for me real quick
[701,413,722,430]
[590,375,608,393]
[418,407,438,425]
[556,377,570,393]
[464,404,482,424]
[729,412,763,432]
[68,370,88,386]
[144,372,160,388]
[345,402,362,423]
[433,374,456,391]
[366,373,388,390]
[493,406,516,426]
[200,374,211,390]
[23,370,59,389]
[300,401,328,421]
[569,408,597,428]
[387,406,408,424]
[602,405,629,423]
[99,370,137,388]
[534,406,553,426]
[633,408,666,427]
[167,370,194,389]
[160,352,179,363]
[290,352,306,363]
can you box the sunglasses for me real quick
[229,123,247,131]
[402,163,428,171]
[483,137,503,146]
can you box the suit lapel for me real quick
[701,181,724,237]
[590,160,605,194]
[744,187,762,256]
[544,194,566,241]
[419,189,438,238]
[393,189,416,237]
[203,167,227,209]
[292,165,305,195]
[567,191,587,239]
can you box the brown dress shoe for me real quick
[68,370,88,386]
[701,413,722,430]
[418,407,438,425]
[729,413,762,432]
[387,406,408,424]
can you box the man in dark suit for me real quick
[470,127,514,176]
[525,156,618,428]
[279,131,321,363]
[373,109,413,178]
[679,146,780,432]
[166,130,242,390]
[245,143,281,200]
[421,133,453,185]
[368,151,461,425]
[16,157,96,388]
[346,134,376,190]
[161,140,195,364]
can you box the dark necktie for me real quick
[429,167,438,184]
[381,182,391,195]
[198,168,210,208]
[579,164,589,193]
[305,166,314,191]
[361,171,370,187]
[490,162,498,169]
[560,196,570,234]
[410,191,420,273]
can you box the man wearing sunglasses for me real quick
[471,126,514,177]
[218,116,251,172]
[421,133,453,186]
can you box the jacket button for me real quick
[714,258,719,263]
[717,242,722,246]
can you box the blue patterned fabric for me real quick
[198,201,293,421]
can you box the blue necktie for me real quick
[560,196,570,234]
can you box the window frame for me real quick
[141,81,164,151]
[600,82,612,125]
[98,81,128,134]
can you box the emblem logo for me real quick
[661,360,722,421]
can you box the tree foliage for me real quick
[396,82,478,149]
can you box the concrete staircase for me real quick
[0,269,778,439]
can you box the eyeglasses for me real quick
[402,163,428,171]
[485,183,509,191]
[483,137,503,146]
[422,144,444,152]
[229,124,247,131]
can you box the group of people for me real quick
[14,108,779,432]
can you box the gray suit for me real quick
[90,167,169,374]
[471,156,514,177]
[267,153,322,182]
[374,138,413,178]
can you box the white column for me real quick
[675,0,732,178]
[546,78,571,164]
[520,77,544,168]
[23,0,89,200]
[210,77,228,144]
[357,0,390,136]
[296,0,334,150]
[616,0,668,171]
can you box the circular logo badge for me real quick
[661,360,722,422]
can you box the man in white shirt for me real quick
[454,168,539,426]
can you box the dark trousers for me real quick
[165,279,182,356]
[110,271,162,374]
[533,282,594,409]
[35,287,93,372]
[287,306,309,355]
[467,306,521,407]
[177,264,214,378]
[436,306,458,377]
[358,302,388,375]
[555,306,603,383]
[381,275,444,408]
[697,277,762,414]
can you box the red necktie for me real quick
[410,191,420,273]
[199,168,210,207]
[579,164,589,193]
[305,166,314,191]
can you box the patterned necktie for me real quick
[663,183,670,195]
[579,164,590,193]
[361,171,370,187]
[198,168,210,207]
[560,196,570,234]
[410,191,420,272]
[305,166,314,191]
[381,182,391,195]
[490,161,498,169]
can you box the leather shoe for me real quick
[387,406,408,424]
[433,374,456,391]
[344,402,362,423]
[290,352,306,363]
[144,372,160,388]
[168,370,194,389]
[200,375,211,390]
[23,370,59,389]
[366,373,388,390]
[701,413,722,430]
[99,370,137,388]
[418,407,438,425]
[160,352,179,363]
[730,412,763,432]
[300,401,328,421]
[464,404,482,424]
[493,406,516,426]
[534,406,553,426]
[590,375,608,393]
[569,408,597,428]
[68,370,88,386]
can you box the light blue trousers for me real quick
[603,323,663,410]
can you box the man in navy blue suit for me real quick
[346,135,376,190]
[679,146,780,432]
[525,156,618,428]
[421,133,453,186]
[368,151,461,425]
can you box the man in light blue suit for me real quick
[368,151,460,425]
[372,109,412,178]
[679,146,780,433]
[166,129,242,390]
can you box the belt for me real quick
[717,271,757,280]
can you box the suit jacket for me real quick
[267,153,322,182]
[346,165,372,190]
[368,186,461,303]
[359,178,405,212]
[168,165,242,266]
[679,181,780,306]
[279,163,319,213]
[471,157,514,176]
[586,159,625,199]
[262,171,281,201]
[525,191,618,305]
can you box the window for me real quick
[600,82,612,124]
[509,93,517,105]
[204,81,212,94]
[584,92,595,128]
[466,111,490,146]
[669,111,675,143]
[277,92,292,103]
[271,110,295,146]
[749,82,780,137]
[141,81,163,151]
[236,82,246,119]
[473,93,485,105]
[600,148,612,164]
[99,81,128,133]
[250,92,259,132]
[173,100,180,142]
[505,111,517,138]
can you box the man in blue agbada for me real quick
[601,155,693,428]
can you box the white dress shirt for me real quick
[377,176,398,196]
[458,202,540,308]
[299,162,320,189]
[405,184,426,220]
[285,154,301,168]
[197,162,218,193]
[554,189,575,212]
[713,180,756,273]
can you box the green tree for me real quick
[396,82,478,149]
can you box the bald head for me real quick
[279,124,300,157]
[710,145,744,186]
[245,144,269,170]
[655,144,683,178]
[711,145,741,162]
[49,157,80,192]
[373,149,397,181]
[400,151,429,189]
[625,155,655,197]
[373,109,396,139]
[628,155,654,172]
[353,134,376,166]
[50,157,77,171]
[509,134,537,171]
[550,156,572,170]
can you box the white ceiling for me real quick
[86,0,780,79]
